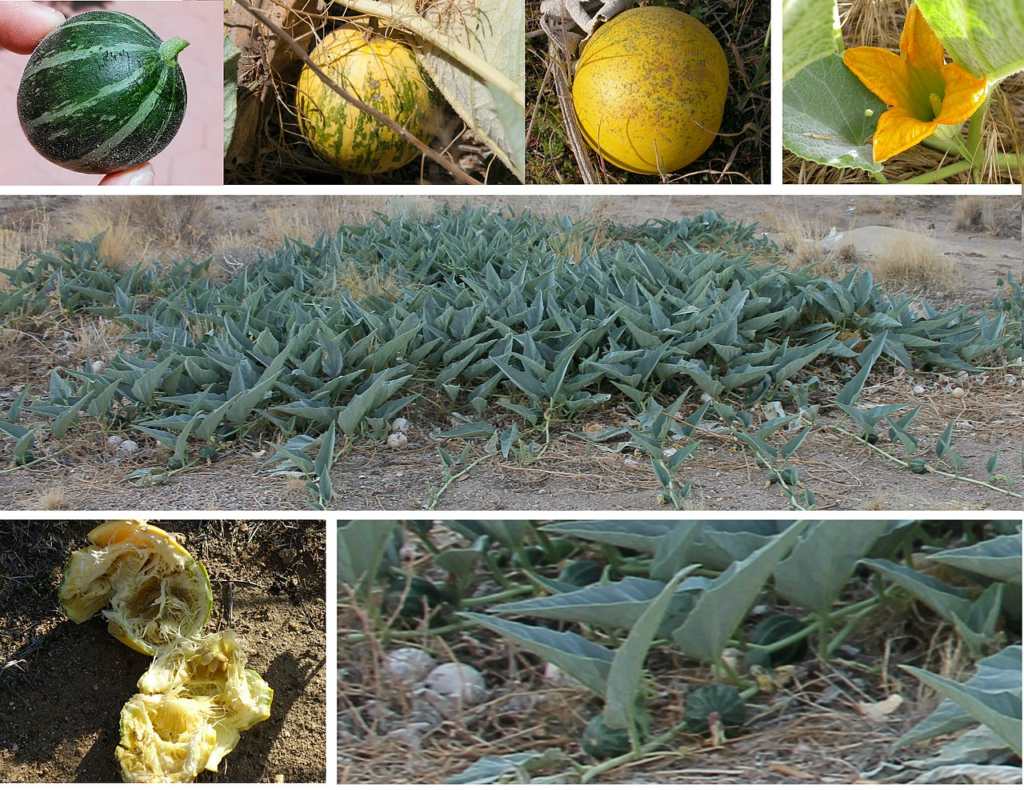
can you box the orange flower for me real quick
[843,4,988,162]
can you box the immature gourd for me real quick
[581,710,649,760]
[684,684,747,735]
[746,614,809,669]
[571,7,728,175]
[17,10,188,173]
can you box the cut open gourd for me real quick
[60,519,213,655]
[117,630,273,783]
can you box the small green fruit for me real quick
[557,560,604,587]
[581,710,649,760]
[747,614,808,668]
[383,577,444,624]
[685,685,746,735]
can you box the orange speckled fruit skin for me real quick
[572,7,729,175]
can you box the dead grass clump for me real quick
[384,195,439,221]
[770,210,854,276]
[852,195,904,221]
[63,318,128,367]
[869,235,963,292]
[63,200,144,271]
[260,196,389,245]
[334,266,407,302]
[953,196,991,232]
[29,485,66,510]
[0,229,21,291]
[62,196,220,269]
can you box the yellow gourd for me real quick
[572,7,729,175]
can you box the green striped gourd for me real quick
[17,10,188,174]
[684,684,747,735]
[296,27,439,175]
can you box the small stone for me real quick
[384,647,437,684]
[421,662,487,705]
[107,436,123,448]
[951,386,965,398]
[912,385,925,396]
[288,621,300,632]
[116,439,139,457]
[278,547,297,567]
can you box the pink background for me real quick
[0,1,223,186]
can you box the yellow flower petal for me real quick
[872,107,938,162]
[936,63,988,124]
[843,47,911,109]
[901,4,945,74]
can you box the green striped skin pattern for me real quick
[17,10,188,174]
[296,28,439,175]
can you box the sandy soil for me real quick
[0,518,327,782]
[0,194,1020,512]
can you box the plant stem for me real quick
[900,160,973,183]
[964,99,989,181]
[461,584,535,606]
[824,601,881,656]
[339,618,470,643]
[426,452,494,509]
[578,720,693,783]
[826,424,1022,498]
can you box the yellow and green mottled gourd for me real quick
[296,27,440,175]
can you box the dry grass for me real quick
[768,209,855,276]
[0,204,56,290]
[785,0,1024,184]
[28,485,66,511]
[868,229,964,291]
[0,229,21,291]
[953,196,992,231]
[62,318,128,367]
[61,196,221,269]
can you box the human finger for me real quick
[0,2,64,55]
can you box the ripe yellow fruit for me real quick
[296,27,440,175]
[571,7,729,175]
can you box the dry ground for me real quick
[0,519,327,782]
[0,194,1021,511]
